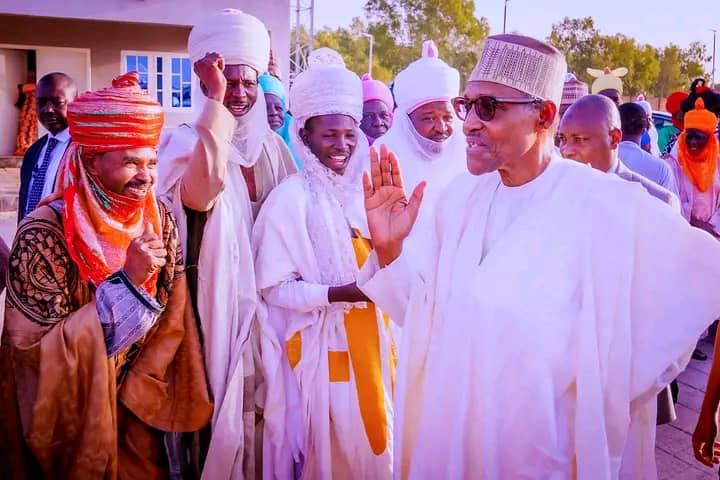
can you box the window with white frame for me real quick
[122,52,193,110]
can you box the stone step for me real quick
[0,195,18,214]
[0,156,22,168]
[0,162,21,214]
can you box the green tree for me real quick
[313,18,407,83]
[656,44,686,100]
[549,17,708,99]
[592,35,659,97]
[363,0,490,82]
[312,1,488,84]
[548,17,602,84]
[681,41,710,81]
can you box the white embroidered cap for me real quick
[469,35,567,107]
[289,48,363,125]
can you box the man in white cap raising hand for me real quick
[359,34,720,478]
[157,8,297,479]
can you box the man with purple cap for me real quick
[559,72,588,119]
[358,33,720,478]
[360,73,394,145]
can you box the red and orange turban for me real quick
[57,72,165,295]
[665,91,689,130]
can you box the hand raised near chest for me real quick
[124,223,167,287]
[363,144,426,267]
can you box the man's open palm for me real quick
[363,145,425,262]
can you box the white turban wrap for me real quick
[470,36,567,107]
[188,8,270,73]
[392,40,460,112]
[289,48,363,126]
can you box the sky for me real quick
[310,0,717,80]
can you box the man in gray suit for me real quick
[618,102,679,196]
[557,94,679,208]
[557,93,680,426]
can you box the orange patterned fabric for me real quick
[55,72,164,295]
[14,83,38,155]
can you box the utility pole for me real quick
[290,0,315,82]
[503,0,510,34]
[362,33,374,76]
[712,29,717,87]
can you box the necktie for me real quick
[26,137,59,215]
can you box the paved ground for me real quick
[0,211,16,244]
[656,329,718,479]
[0,212,14,331]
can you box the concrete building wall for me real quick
[0,0,291,80]
[0,15,193,128]
[0,48,27,155]
[0,2,291,152]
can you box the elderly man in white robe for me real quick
[358,34,720,479]
[157,8,297,479]
[376,40,466,261]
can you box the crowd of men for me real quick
[2,7,720,480]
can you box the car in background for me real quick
[652,111,678,154]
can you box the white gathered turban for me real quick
[470,35,567,107]
[392,40,460,113]
[188,8,270,73]
[289,48,363,125]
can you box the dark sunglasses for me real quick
[452,95,544,121]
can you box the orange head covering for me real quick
[683,98,718,134]
[665,91,689,130]
[677,98,719,193]
[57,71,164,295]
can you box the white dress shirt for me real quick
[26,128,71,211]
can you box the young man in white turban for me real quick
[358,34,720,479]
[254,48,395,480]
[157,8,297,479]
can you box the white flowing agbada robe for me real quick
[378,111,467,274]
[254,172,395,480]
[359,156,720,479]
[255,49,395,478]
[157,95,296,479]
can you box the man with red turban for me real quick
[661,90,690,155]
[0,72,212,480]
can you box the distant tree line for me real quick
[301,1,710,97]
